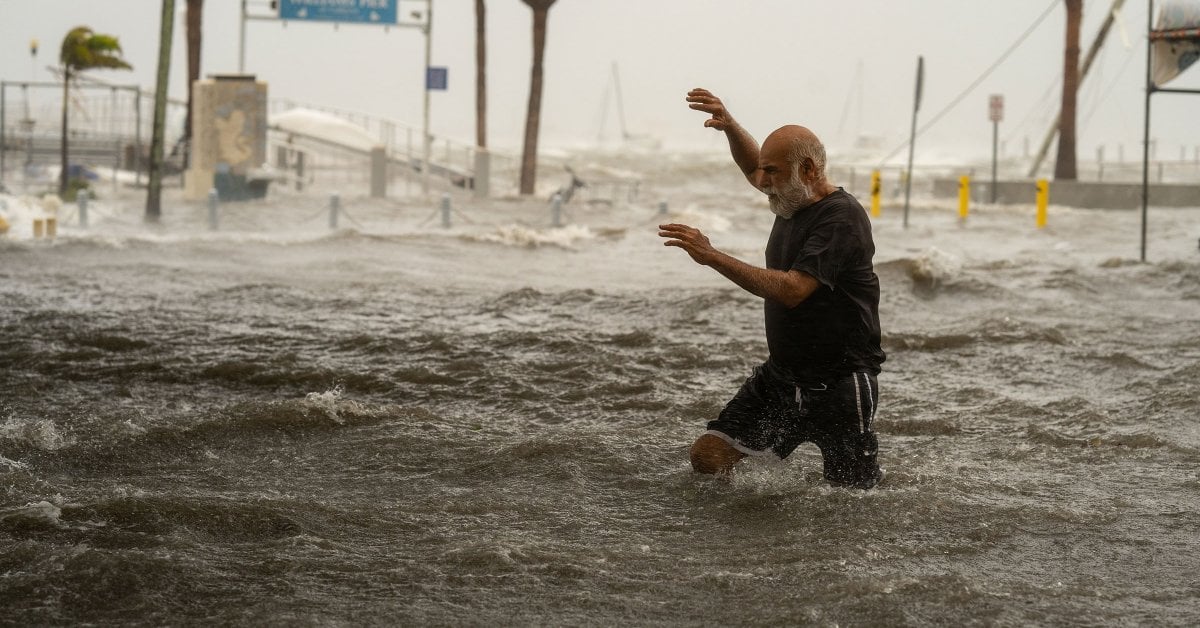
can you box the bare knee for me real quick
[690,434,745,475]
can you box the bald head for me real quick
[761,125,827,179]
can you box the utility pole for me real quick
[146,0,176,222]
[903,56,924,229]
[1027,0,1126,177]
[1054,0,1083,180]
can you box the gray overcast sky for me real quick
[2,0,1198,164]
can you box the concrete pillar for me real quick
[472,148,491,199]
[184,75,269,201]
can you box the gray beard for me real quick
[767,178,814,219]
[768,196,798,219]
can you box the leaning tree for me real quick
[59,26,131,197]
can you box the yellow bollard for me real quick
[870,170,881,217]
[958,175,970,222]
[1035,179,1048,228]
[33,218,45,239]
[46,217,57,239]
[0,214,10,236]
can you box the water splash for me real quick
[304,384,348,424]
[470,224,597,249]
[0,416,73,451]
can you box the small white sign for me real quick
[989,94,1004,122]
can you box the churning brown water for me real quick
[2,153,1199,626]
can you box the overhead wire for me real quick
[878,0,1060,165]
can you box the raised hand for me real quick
[686,88,736,132]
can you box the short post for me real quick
[551,192,563,227]
[329,192,340,229]
[1035,179,1048,229]
[77,189,90,228]
[33,218,44,239]
[207,188,219,230]
[45,217,57,239]
[870,170,881,217]
[295,152,306,191]
[440,193,451,228]
[958,175,970,222]
[369,146,387,198]
[472,148,491,199]
[657,200,668,216]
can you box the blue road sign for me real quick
[278,0,398,25]
[426,67,448,91]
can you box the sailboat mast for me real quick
[612,62,630,140]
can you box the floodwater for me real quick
[2,153,1199,626]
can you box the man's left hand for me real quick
[658,223,717,266]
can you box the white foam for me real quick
[471,224,596,249]
[0,417,73,451]
[304,384,347,424]
[909,247,963,287]
[0,454,29,471]
[0,501,63,525]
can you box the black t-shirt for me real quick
[764,188,885,383]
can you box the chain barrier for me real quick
[337,206,368,230]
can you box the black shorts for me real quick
[705,362,882,488]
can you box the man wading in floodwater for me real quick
[659,88,886,489]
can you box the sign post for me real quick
[989,94,1004,203]
[902,56,924,229]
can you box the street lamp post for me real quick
[239,0,247,73]
[421,2,433,197]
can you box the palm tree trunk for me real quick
[1054,0,1082,181]
[59,68,70,197]
[146,0,176,221]
[519,1,555,195]
[184,0,204,168]
[475,0,486,150]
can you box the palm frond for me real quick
[59,25,132,73]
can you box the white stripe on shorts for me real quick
[853,374,865,434]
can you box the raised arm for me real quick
[686,88,761,188]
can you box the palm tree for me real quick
[518,0,557,195]
[59,26,132,197]
[1054,0,1081,181]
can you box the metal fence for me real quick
[0,79,193,195]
